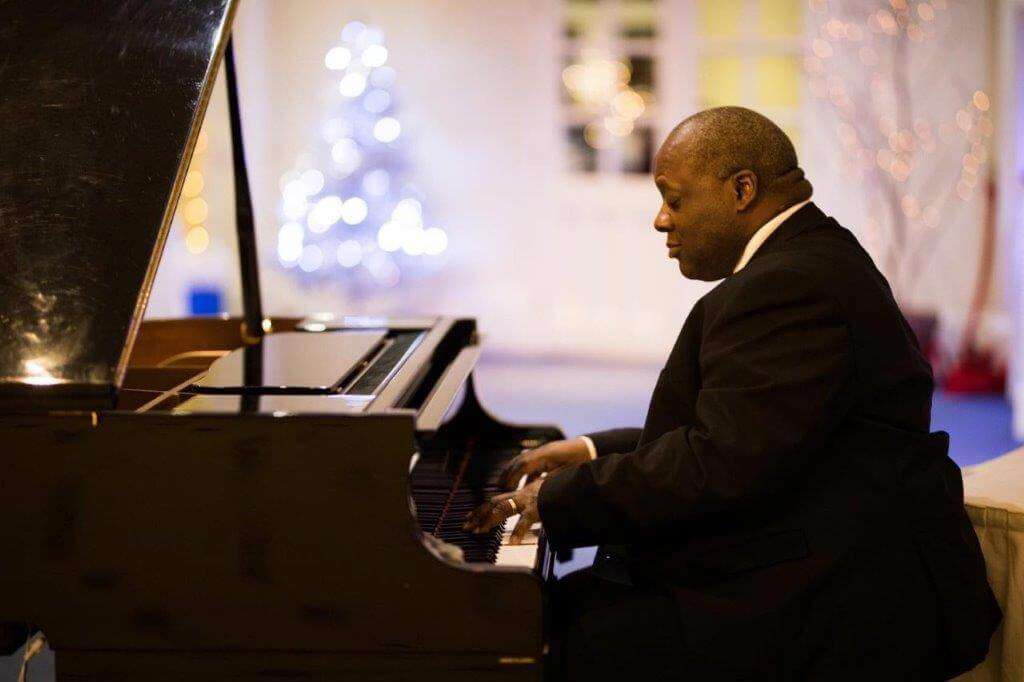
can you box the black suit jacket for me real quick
[538,203,1000,678]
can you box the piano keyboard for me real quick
[411,437,546,568]
[495,514,541,568]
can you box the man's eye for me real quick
[667,198,682,210]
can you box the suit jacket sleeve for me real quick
[583,428,643,457]
[539,266,856,549]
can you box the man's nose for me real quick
[654,207,672,233]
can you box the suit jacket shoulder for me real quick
[705,202,933,433]
[703,204,860,311]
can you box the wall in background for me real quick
[147,0,708,362]
[802,0,1005,369]
[146,0,1003,367]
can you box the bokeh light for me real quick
[341,197,369,225]
[325,46,352,71]
[182,171,204,198]
[299,244,325,272]
[278,222,304,263]
[339,72,368,98]
[336,239,363,267]
[373,117,401,143]
[308,195,344,233]
[184,197,208,225]
[185,226,210,254]
[361,44,388,68]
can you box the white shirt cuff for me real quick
[579,435,598,460]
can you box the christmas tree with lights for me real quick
[276,21,448,290]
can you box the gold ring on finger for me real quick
[506,498,518,515]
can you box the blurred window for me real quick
[699,0,743,37]
[622,126,655,173]
[759,0,801,36]
[565,0,603,39]
[755,55,800,107]
[567,125,599,172]
[627,55,655,91]
[562,0,659,175]
[621,0,658,38]
[696,0,804,151]
[561,0,804,176]
[699,55,743,107]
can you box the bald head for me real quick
[652,107,814,281]
[661,106,812,203]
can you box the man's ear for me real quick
[732,170,758,211]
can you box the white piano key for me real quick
[494,515,540,568]
[495,541,539,568]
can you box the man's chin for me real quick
[677,258,727,282]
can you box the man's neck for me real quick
[732,198,812,274]
[744,196,805,237]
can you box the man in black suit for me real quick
[464,107,1001,680]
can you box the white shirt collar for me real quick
[732,199,812,274]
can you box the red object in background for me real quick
[942,179,1002,395]
[943,349,1007,394]
[904,311,939,367]
[902,311,1006,394]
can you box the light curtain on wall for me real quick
[803,0,996,356]
[1007,3,1024,441]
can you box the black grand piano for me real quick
[0,1,562,679]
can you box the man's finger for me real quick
[509,510,537,545]
[524,471,545,486]
[478,499,512,533]
[501,453,531,489]
[463,495,512,533]
[463,497,501,530]
[502,454,536,490]
[463,509,494,533]
[461,502,491,531]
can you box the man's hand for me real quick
[500,438,592,490]
[463,478,543,545]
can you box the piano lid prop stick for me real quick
[224,36,266,344]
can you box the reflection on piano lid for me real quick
[172,393,374,415]
[0,0,236,402]
[437,374,468,427]
[297,313,439,332]
[191,327,428,395]
[191,329,397,394]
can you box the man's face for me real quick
[652,139,749,281]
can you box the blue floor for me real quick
[931,391,1021,466]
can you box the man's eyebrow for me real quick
[655,176,681,191]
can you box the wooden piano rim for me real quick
[133,375,205,413]
[155,350,231,368]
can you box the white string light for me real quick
[276,22,448,286]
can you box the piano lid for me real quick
[0,0,237,408]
